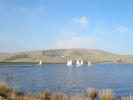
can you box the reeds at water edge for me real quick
[87,88,97,100]
[0,81,132,100]
[98,89,115,100]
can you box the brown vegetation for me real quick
[87,88,97,100]
[98,89,115,100]
[0,82,132,100]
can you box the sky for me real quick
[0,0,133,54]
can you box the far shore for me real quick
[0,62,133,65]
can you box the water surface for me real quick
[0,64,133,95]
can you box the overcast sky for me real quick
[0,0,133,54]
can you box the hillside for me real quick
[0,49,133,64]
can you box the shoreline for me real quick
[0,62,133,65]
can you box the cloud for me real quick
[117,26,130,32]
[73,16,89,26]
[55,31,97,49]
[18,6,45,16]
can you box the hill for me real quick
[0,49,133,64]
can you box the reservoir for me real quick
[0,64,133,96]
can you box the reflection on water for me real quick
[0,64,133,95]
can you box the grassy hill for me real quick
[0,49,133,64]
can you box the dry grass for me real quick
[98,89,115,100]
[87,88,97,100]
[51,91,65,100]
[0,82,9,92]
[121,95,133,100]
[0,82,12,99]
[41,91,51,100]
[69,94,85,100]
[0,82,133,100]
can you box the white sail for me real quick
[76,59,80,67]
[67,60,73,66]
[38,60,42,66]
[67,60,70,66]
[88,60,92,66]
[69,60,72,65]
[80,60,83,65]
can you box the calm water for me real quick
[0,64,133,96]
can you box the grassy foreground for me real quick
[0,82,132,100]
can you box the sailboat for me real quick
[80,60,83,65]
[88,60,92,66]
[38,60,42,66]
[67,60,73,66]
[76,59,80,67]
